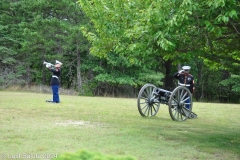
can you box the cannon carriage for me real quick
[137,83,197,121]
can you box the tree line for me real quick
[0,0,239,103]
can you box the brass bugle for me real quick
[43,61,55,68]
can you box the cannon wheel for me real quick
[168,86,193,121]
[137,83,160,117]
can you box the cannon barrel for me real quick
[154,88,171,96]
[153,88,172,102]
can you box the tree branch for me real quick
[230,22,240,35]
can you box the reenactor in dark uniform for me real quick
[45,60,62,103]
[173,66,194,109]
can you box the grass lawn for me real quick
[0,91,239,160]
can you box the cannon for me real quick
[137,83,197,121]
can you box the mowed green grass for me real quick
[0,91,239,160]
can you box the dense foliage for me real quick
[79,0,240,71]
[0,0,239,102]
[79,0,240,102]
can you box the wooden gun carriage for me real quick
[137,84,197,121]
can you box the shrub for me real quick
[54,149,136,160]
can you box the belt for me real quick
[52,75,59,79]
[178,82,190,87]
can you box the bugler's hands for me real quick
[46,64,51,68]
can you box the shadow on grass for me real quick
[134,116,240,157]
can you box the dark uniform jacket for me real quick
[173,72,194,93]
[49,68,61,86]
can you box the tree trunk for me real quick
[26,63,31,88]
[195,61,203,101]
[76,44,82,93]
[164,60,174,91]
[42,51,46,85]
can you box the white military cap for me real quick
[56,60,63,65]
[182,66,191,70]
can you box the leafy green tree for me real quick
[1,0,239,102]
[79,0,240,100]
[219,75,240,103]
[220,75,240,93]
[79,0,176,90]
[0,0,90,91]
[0,25,17,66]
[0,0,26,86]
[80,52,164,96]
[79,0,240,71]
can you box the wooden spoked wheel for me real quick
[137,83,160,117]
[168,86,193,121]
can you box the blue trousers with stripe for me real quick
[52,85,60,103]
[185,98,190,109]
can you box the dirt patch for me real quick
[55,120,109,128]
